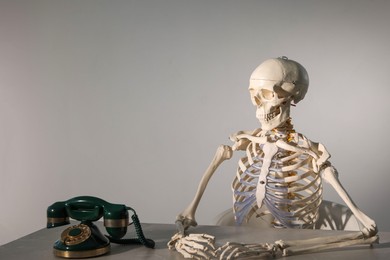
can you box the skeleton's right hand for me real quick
[168,233,217,259]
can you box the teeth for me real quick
[261,107,281,122]
[264,111,277,121]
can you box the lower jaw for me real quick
[260,117,286,130]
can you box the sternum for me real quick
[255,142,278,208]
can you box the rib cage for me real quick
[232,135,323,229]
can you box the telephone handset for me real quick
[47,196,154,258]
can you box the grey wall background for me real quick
[1,0,389,245]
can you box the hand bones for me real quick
[168,233,217,259]
[171,57,378,259]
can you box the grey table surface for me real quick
[0,222,389,259]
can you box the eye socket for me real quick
[261,89,275,100]
[249,88,277,106]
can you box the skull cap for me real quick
[250,56,309,103]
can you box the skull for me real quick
[249,57,309,130]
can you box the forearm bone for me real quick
[176,145,233,232]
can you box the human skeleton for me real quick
[168,57,378,259]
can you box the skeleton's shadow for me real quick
[315,200,358,231]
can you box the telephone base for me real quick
[53,222,111,258]
[53,244,110,258]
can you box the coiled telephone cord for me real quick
[105,207,155,248]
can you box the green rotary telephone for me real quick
[47,196,155,258]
